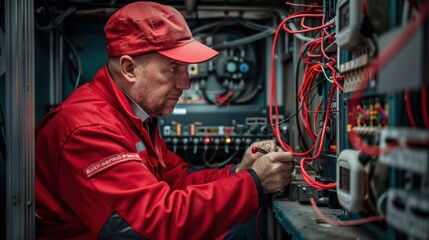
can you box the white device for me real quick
[336,0,363,50]
[336,149,365,213]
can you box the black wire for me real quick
[0,104,6,161]
[203,148,240,168]
[277,79,324,124]
[200,82,217,105]
[182,147,206,170]
[295,44,310,151]
[38,1,82,90]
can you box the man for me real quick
[36,2,293,239]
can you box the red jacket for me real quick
[36,66,262,240]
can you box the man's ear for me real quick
[119,55,137,83]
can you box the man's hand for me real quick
[251,152,293,193]
[236,140,281,173]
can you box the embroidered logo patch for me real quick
[85,153,141,178]
[135,141,146,153]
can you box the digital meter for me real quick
[336,149,365,213]
[336,0,363,50]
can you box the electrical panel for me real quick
[160,106,287,168]
[336,0,428,239]
[275,0,429,239]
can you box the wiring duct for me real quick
[264,0,429,227]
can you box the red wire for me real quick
[356,105,370,117]
[256,206,264,240]
[310,198,385,226]
[362,0,368,15]
[375,103,389,118]
[422,84,429,128]
[282,14,334,34]
[269,21,316,157]
[300,85,337,190]
[299,64,319,142]
[313,101,322,136]
[348,0,429,156]
[325,63,344,92]
[405,89,417,128]
[269,3,344,187]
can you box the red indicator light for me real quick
[204,137,211,144]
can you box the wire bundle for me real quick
[269,2,340,190]
[270,0,429,190]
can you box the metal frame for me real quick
[5,0,35,239]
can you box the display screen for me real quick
[338,1,350,32]
[340,166,351,193]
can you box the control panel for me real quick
[160,106,287,169]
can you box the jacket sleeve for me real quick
[59,125,261,240]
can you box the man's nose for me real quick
[176,68,191,90]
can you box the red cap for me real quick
[104,1,219,63]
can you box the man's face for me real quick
[131,53,190,118]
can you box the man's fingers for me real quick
[253,140,276,151]
[271,152,293,163]
[276,146,285,152]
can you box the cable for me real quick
[0,104,6,161]
[376,191,388,215]
[274,82,323,126]
[212,29,273,50]
[192,18,271,35]
[421,84,429,128]
[182,146,206,170]
[35,5,77,31]
[256,206,264,240]
[310,198,385,226]
[202,145,217,164]
[269,7,336,158]
[299,85,337,190]
[320,65,334,83]
[404,89,417,128]
[295,44,311,152]
[36,2,82,90]
[282,13,334,34]
[288,22,316,42]
[200,79,216,105]
[268,2,345,189]
[285,2,324,8]
[202,147,240,168]
[63,35,82,90]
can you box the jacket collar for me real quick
[122,90,152,123]
[91,65,150,126]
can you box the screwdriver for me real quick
[251,146,299,165]
[251,146,269,154]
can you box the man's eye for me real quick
[169,66,178,72]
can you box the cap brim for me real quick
[158,40,219,64]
